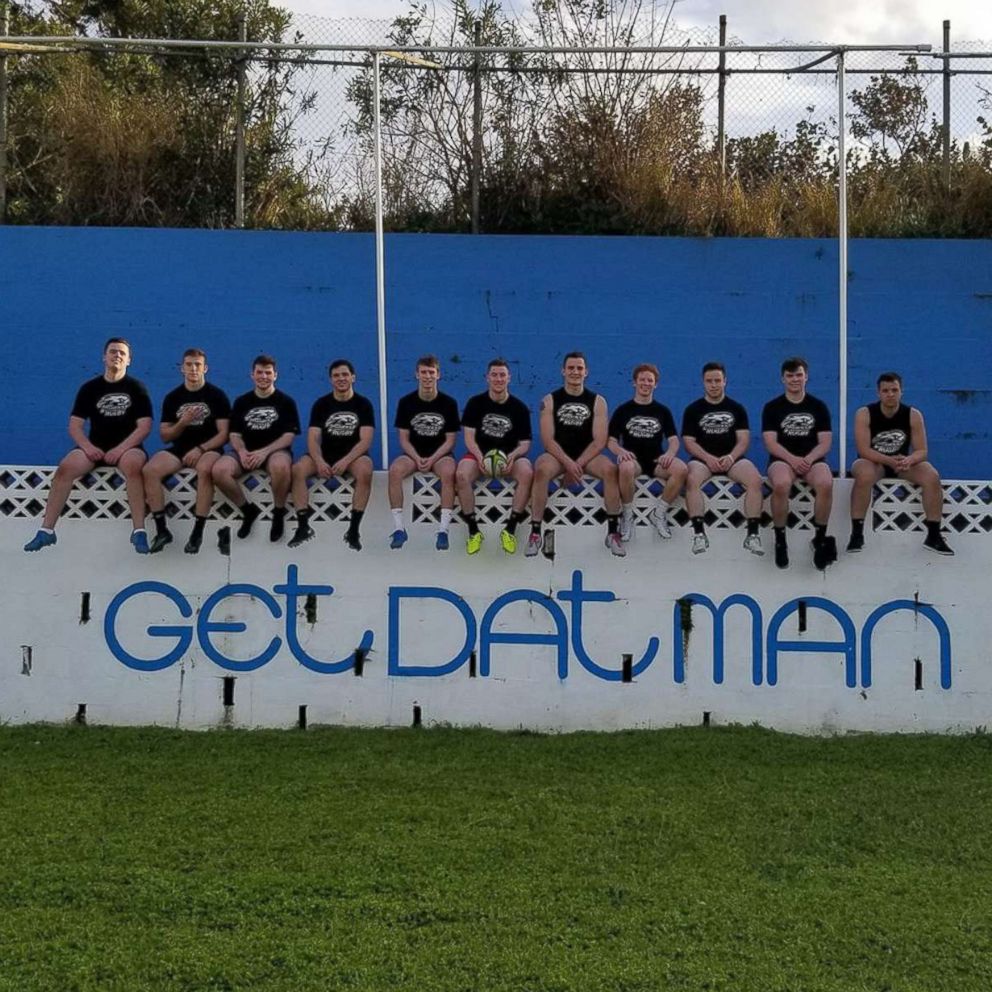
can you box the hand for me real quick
[705,454,722,473]
[658,453,674,471]
[178,405,202,425]
[793,456,812,476]
[182,446,202,468]
[894,455,912,473]
[716,455,734,473]
[330,458,349,477]
[503,454,516,474]
[102,446,123,466]
[416,455,432,473]
[563,459,583,487]
[82,443,104,463]
[616,448,635,464]
[317,458,334,479]
[238,450,257,471]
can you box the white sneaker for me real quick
[743,532,764,556]
[650,506,672,539]
[605,532,627,557]
[619,514,633,543]
[525,532,542,557]
[691,533,709,555]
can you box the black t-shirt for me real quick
[552,387,598,460]
[161,382,232,457]
[461,392,532,454]
[308,391,376,462]
[70,374,153,451]
[609,399,677,470]
[868,402,912,457]
[230,388,301,453]
[394,390,460,457]
[681,396,750,459]
[761,393,832,459]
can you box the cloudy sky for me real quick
[284,0,988,46]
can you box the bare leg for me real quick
[808,462,834,526]
[194,451,221,517]
[727,459,765,519]
[142,451,181,514]
[509,458,534,514]
[118,448,149,529]
[767,461,796,528]
[42,450,96,529]
[586,454,620,515]
[291,454,316,512]
[903,462,943,521]
[850,458,881,520]
[531,453,563,524]
[388,455,416,510]
[685,461,712,520]
[211,454,245,507]
[351,455,373,512]
[656,457,688,505]
[456,458,482,516]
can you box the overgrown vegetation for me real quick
[2,724,992,990]
[4,0,992,235]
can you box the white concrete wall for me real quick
[2,472,988,734]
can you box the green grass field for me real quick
[1,725,990,992]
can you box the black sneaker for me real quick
[184,530,203,555]
[288,524,315,549]
[923,533,955,556]
[149,529,173,554]
[846,532,864,553]
[236,503,261,539]
[270,512,286,543]
[344,530,362,552]
[217,526,231,557]
[774,540,789,569]
[812,535,837,571]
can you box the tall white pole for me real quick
[373,51,389,467]
[837,49,848,477]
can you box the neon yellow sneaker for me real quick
[467,532,484,555]
[500,529,517,554]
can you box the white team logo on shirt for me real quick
[324,412,360,437]
[411,412,446,437]
[781,413,816,437]
[699,411,735,434]
[177,402,209,426]
[481,413,513,439]
[245,407,278,430]
[558,403,591,427]
[625,416,661,439]
[873,429,907,455]
[96,393,132,417]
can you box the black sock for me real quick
[296,508,312,527]
[463,512,480,536]
[814,523,828,544]
[851,518,864,538]
[530,520,542,534]
[746,518,760,536]
[607,514,619,535]
[506,510,527,535]
[152,511,168,535]
[191,515,207,538]
[774,526,787,543]
[691,516,705,535]
[925,520,941,539]
[348,508,365,536]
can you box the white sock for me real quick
[621,502,633,520]
[39,527,55,535]
[391,508,404,531]
[439,508,453,532]
[657,498,671,511]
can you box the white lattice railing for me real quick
[3,465,989,534]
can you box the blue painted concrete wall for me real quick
[2,228,990,476]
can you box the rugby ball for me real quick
[482,449,508,477]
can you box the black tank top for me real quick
[868,402,912,457]
[552,387,597,459]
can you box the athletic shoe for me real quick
[24,529,57,553]
[389,529,408,550]
[466,532,484,556]
[923,533,955,556]
[500,529,517,555]
[743,532,764,556]
[774,540,789,569]
[149,529,173,554]
[691,533,709,555]
[846,532,865,553]
[217,526,232,557]
[619,515,633,543]
[525,532,542,557]
[269,513,286,543]
[435,531,450,551]
[605,532,627,558]
[650,506,673,539]
[236,503,261,539]
[131,530,150,555]
[344,530,362,552]
[812,534,838,571]
[288,524,315,549]
[184,531,203,555]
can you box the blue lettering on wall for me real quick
[102,568,953,689]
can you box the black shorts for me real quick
[637,457,658,477]
[768,456,824,470]
[77,445,146,465]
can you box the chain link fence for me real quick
[1,1,990,235]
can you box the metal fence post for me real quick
[235,11,247,228]
[0,1,10,225]
[942,19,951,191]
[717,14,727,177]
[471,20,482,234]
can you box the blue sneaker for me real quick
[24,529,57,553]
[435,531,449,551]
[389,528,408,550]
[131,529,150,555]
